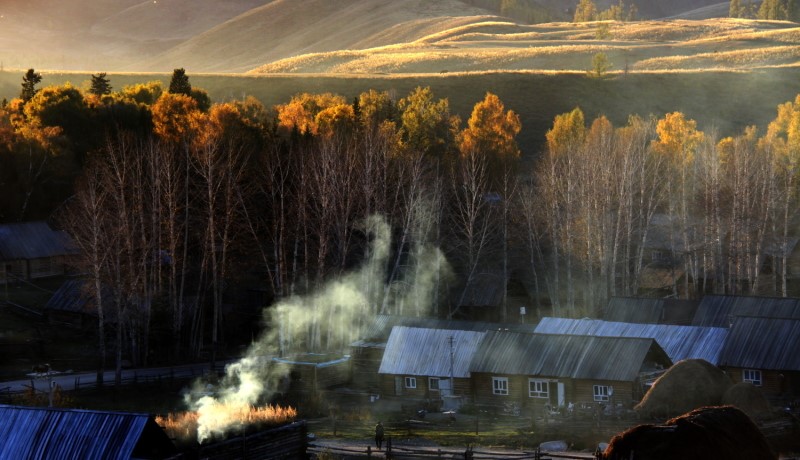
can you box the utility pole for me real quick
[448,336,455,397]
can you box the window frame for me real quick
[429,377,440,391]
[404,376,417,389]
[492,376,509,396]
[742,369,762,386]
[528,379,549,398]
[593,384,611,402]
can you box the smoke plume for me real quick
[184,214,448,442]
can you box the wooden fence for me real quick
[308,440,602,459]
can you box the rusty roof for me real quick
[378,326,486,378]
[0,405,175,459]
[470,332,670,382]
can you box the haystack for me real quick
[722,382,772,421]
[605,406,775,460]
[635,359,732,418]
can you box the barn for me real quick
[0,221,76,284]
[717,316,800,402]
[377,326,485,405]
[0,405,176,459]
[469,332,672,414]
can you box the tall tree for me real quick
[168,68,192,96]
[20,68,42,102]
[89,72,112,96]
[574,0,597,22]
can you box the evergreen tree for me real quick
[20,68,42,102]
[89,72,112,96]
[168,68,192,96]
[574,0,597,22]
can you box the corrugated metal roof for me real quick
[0,405,174,460]
[358,315,532,342]
[470,332,669,382]
[0,221,76,261]
[719,317,800,371]
[45,280,99,315]
[604,297,665,323]
[534,317,728,365]
[378,327,486,378]
[458,272,505,308]
[691,295,800,327]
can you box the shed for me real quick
[0,405,176,459]
[378,326,485,400]
[470,332,671,412]
[691,295,800,327]
[272,352,351,395]
[0,221,76,283]
[718,316,800,400]
[534,317,728,365]
[454,271,507,322]
[44,279,106,328]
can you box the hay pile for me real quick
[605,406,775,460]
[635,359,732,418]
[722,382,772,421]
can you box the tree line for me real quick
[2,68,799,383]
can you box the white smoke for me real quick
[185,214,448,442]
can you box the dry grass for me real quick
[156,405,298,442]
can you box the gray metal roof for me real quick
[0,221,76,261]
[604,297,666,323]
[358,315,532,342]
[378,326,486,378]
[0,405,175,460]
[534,317,728,365]
[458,272,505,308]
[45,279,97,315]
[718,317,800,371]
[691,295,800,327]
[470,332,670,382]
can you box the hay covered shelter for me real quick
[635,359,733,418]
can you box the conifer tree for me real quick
[168,68,192,96]
[574,0,597,22]
[89,72,112,96]
[20,68,42,102]
[730,0,743,17]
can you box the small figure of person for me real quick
[374,421,385,450]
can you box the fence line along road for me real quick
[0,361,232,395]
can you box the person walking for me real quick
[374,421,385,450]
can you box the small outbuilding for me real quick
[0,221,76,283]
[0,405,176,459]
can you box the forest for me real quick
[2,68,800,378]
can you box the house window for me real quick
[743,369,762,386]
[651,250,667,263]
[492,377,509,395]
[404,377,417,389]
[529,379,549,398]
[593,385,611,402]
[429,377,440,391]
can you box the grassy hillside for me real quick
[247,19,800,74]
[3,68,798,166]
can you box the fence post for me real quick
[367,445,371,459]
[386,437,393,459]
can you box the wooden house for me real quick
[350,315,532,391]
[534,317,728,365]
[691,295,800,327]
[44,279,103,328]
[0,405,176,459]
[377,326,485,402]
[0,221,76,284]
[272,353,351,395]
[718,316,800,402]
[469,332,672,414]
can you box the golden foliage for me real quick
[654,112,704,165]
[276,92,347,136]
[546,107,585,155]
[156,404,297,442]
[458,92,521,159]
[151,92,205,144]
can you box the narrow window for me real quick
[492,377,509,395]
[404,377,417,389]
[593,385,610,402]
[429,377,440,391]
[528,379,549,398]
[742,369,762,386]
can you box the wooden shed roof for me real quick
[0,405,175,459]
[378,326,485,378]
[534,317,728,365]
[718,317,800,371]
[0,221,76,261]
[692,295,800,327]
[470,332,670,382]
